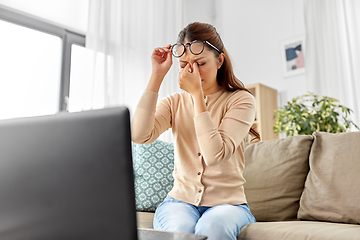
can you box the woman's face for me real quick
[178,40,224,95]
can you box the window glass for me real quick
[69,44,105,112]
[0,19,62,120]
[69,44,93,112]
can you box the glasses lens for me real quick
[172,43,185,57]
[190,41,204,55]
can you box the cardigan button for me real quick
[197,152,201,156]
[197,172,201,175]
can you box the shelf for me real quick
[246,83,278,142]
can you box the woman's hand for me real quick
[179,62,207,115]
[147,44,172,93]
[151,44,172,79]
[178,62,203,97]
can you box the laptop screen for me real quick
[0,107,137,240]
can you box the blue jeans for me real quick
[153,196,256,240]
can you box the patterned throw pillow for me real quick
[132,140,174,212]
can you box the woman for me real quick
[132,22,259,240]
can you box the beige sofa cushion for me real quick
[244,135,313,221]
[298,131,360,224]
[238,221,360,240]
[136,211,360,240]
[137,211,155,229]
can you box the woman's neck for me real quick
[203,85,222,96]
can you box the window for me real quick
[0,7,85,120]
[0,19,62,119]
[68,44,94,112]
[69,44,108,112]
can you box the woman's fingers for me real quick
[181,62,196,75]
[183,62,190,73]
[154,48,164,56]
[179,63,196,82]
[155,45,171,54]
[178,62,202,95]
[151,44,173,78]
[192,62,199,74]
[153,45,172,61]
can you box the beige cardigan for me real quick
[131,88,256,206]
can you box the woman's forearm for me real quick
[146,73,164,93]
[192,92,207,116]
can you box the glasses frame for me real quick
[171,40,221,58]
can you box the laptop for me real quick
[0,107,137,240]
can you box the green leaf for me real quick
[274,92,358,137]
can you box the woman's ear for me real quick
[217,53,225,69]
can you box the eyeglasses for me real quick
[171,40,221,58]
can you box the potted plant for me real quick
[274,92,359,136]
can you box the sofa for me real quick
[132,131,360,240]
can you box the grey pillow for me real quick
[244,135,313,221]
[298,131,360,224]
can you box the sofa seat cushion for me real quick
[138,213,360,240]
[298,131,360,224]
[238,221,360,240]
[244,135,313,221]
[137,211,155,229]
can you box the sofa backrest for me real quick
[244,135,314,221]
[132,131,360,226]
[244,131,360,225]
[298,131,360,225]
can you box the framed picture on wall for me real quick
[281,36,306,77]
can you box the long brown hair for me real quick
[177,22,261,142]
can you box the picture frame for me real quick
[280,36,306,77]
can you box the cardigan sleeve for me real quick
[194,91,256,166]
[131,90,172,144]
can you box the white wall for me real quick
[218,0,306,107]
[182,0,217,26]
[1,0,305,108]
[0,0,88,33]
[179,0,306,107]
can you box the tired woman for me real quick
[131,22,259,240]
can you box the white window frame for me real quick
[0,6,85,112]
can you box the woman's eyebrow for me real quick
[180,57,205,63]
[194,57,205,62]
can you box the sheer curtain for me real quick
[304,0,360,127]
[85,0,183,141]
